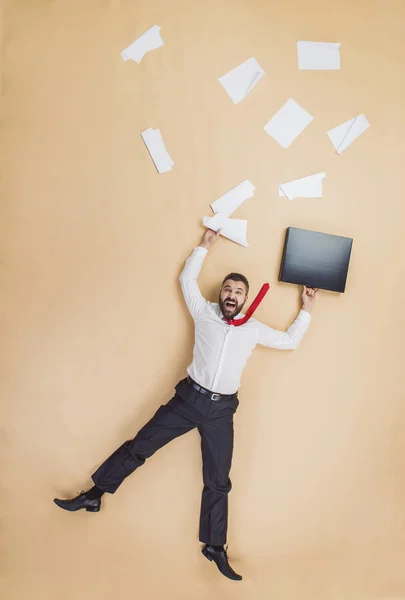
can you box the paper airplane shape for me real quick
[278,172,326,200]
[218,57,265,104]
[264,98,314,148]
[327,114,370,154]
[141,127,174,173]
[121,25,163,63]
[297,41,341,70]
[203,180,255,247]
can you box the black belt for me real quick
[186,377,237,402]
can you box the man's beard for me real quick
[219,296,245,320]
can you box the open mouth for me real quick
[225,300,236,310]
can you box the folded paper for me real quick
[121,25,163,63]
[203,215,248,247]
[141,127,174,174]
[210,180,256,217]
[203,180,255,246]
[278,172,326,200]
[218,57,265,104]
[327,114,370,154]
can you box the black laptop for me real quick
[279,227,353,293]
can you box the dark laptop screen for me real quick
[279,227,353,293]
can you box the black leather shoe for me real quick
[53,491,101,513]
[202,545,242,581]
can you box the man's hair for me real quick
[221,273,249,295]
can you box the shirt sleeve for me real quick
[179,246,209,320]
[255,309,311,350]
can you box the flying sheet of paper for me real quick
[278,172,326,200]
[297,41,340,70]
[141,127,174,174]
[203,180,255,246]
[203,215,248,247]
[264,99,314,148]
[210,180,256,217]
[218,57,265,104]
[327,114,370,154]
[121,25,163,63]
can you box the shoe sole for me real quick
[53,499,100,513]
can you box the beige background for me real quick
[1,0,405,598]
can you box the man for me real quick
[54,228,317,581]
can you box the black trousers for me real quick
[92,378,239,546]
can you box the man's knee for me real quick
[204,476,232,495]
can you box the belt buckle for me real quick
[211,393,221,401]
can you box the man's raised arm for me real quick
[179,229,221,320]
[255,286,317,350]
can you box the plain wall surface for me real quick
[1,0,405,598]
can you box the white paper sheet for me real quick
[203,215,248,247]
[297,41,340,70]
[218,57,265,104]
[264,99,314,148]
[141,127,174,174]
[278,172,326,200]
[203,180,255,246]
[121,25,164,63]
[210,180,256,217]
[327,114,370,154]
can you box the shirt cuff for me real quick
[299,309,312,321]
[195,246,208,257]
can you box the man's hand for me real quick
[302,285,318,314]
[200,228,221,250]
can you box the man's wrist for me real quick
[200,243,210,251]
[302,304,312,314]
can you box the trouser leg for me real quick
[198,408,235,546]
[92,394,198,493]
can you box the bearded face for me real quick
[219,279,248,320]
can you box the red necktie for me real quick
[226,283,270,326]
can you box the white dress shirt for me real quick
[179,246,311,394]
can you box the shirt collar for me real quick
[216,304,245,322]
